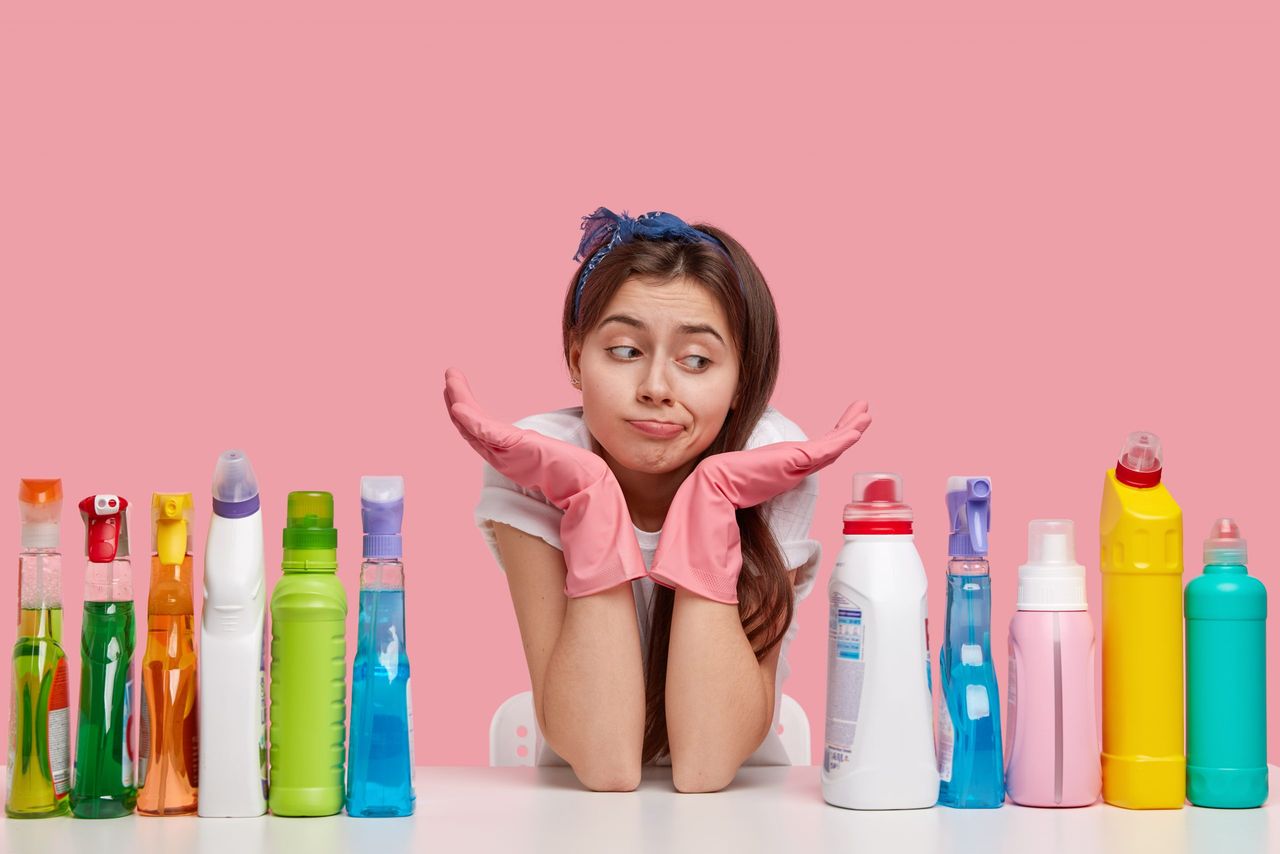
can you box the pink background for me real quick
[2,2,1277,767]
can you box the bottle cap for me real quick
[361,475,404,559]
[1115,431,1163,488]
[152,492,194,565]
[282,491,338,567]
[946,476,991,557]
[79,494,130,563]
[1203,517,1247,565]
[843,473,912,535]
[19,478,62,549]
[1017,519,1087,611]
[211,450,261,519]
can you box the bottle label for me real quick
[189,696,200,788]
[138,685,151,786]
[258,633,268,799]
[823,592,865,776]
[379,627,401,681]
[7,691,13,792]
[405,676,416,784]
[925,617,932,695]
[47,658,70,797]
[122,668,134,788]
[1051,612,1064,805]
[1005,649,1018,769]
[938,701,955,783]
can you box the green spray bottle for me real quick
[72,494,137,818]
[1185,518,1268,808]
[268,491,347,816]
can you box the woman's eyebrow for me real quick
[600,314,726,346]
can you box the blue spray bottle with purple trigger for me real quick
[937,476,1005,808]
[345,476,415,817]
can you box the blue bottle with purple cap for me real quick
[937,476,1005,808]
[346,476,415,817]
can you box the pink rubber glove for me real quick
[649,402,872,604]
[444,367,648,598]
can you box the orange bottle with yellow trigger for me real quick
[136,493,199,815]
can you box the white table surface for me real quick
[3,765,1278,854]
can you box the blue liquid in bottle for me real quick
[346,476,414,817]
[347,588,413,816]
[937,477,1004,808]
[938,567,1005,807]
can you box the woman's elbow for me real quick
[669,716,768,792]
[571,756,642,792]
[671,755,740,793]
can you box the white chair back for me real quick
[490,691,811,767]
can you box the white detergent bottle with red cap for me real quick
[822,472,939,809]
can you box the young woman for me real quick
[444,208,871,793]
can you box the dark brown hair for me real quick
[561,222,792,762]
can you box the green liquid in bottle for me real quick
[70,600,137,818]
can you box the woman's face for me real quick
[570,276,740,475]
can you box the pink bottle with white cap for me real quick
[1005,520,1101,807]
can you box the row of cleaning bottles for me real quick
[5,453,416,819]
[821,431,1268,811]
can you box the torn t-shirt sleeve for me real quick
[474,461,564,572]
[471,408,590,572]
[764,470,822,602]
[754,409,822,603]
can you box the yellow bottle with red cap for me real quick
[1099,431,1185,809]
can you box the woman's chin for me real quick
[609,444,694,476]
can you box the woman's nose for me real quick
[637,362,675,405]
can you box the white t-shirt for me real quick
[473,404,821,766]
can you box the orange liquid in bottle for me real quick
[136,555,198,815]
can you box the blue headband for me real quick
[571,207,742,321]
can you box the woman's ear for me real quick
[568,339,583,386]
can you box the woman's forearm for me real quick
[540,582,646,790]
[665,589,776,793]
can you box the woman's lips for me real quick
[628,420,684,438]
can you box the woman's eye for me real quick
[606,347,711,371]
[682,355,712,370]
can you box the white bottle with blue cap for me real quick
[198,450,268,817]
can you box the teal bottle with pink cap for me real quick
[1185,518,1267,808]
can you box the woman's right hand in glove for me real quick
[444,367,647,598]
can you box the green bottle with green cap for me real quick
[268,491,348,816]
